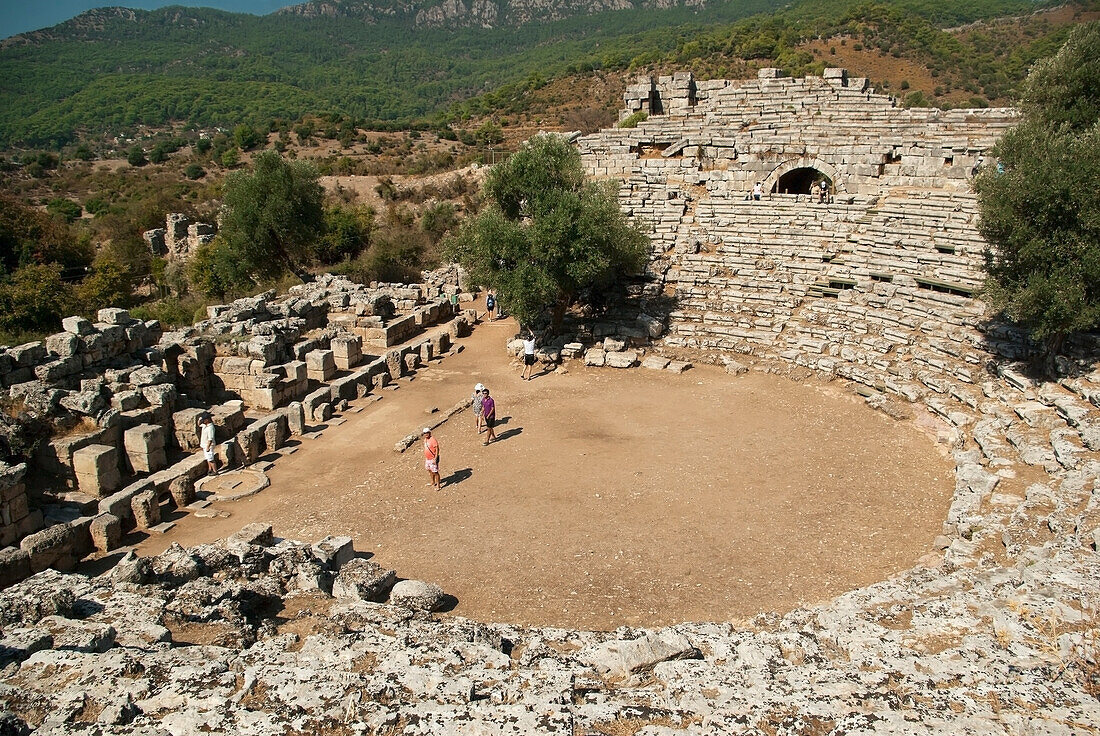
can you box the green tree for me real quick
[0,195,91,273]
[975,22,1100,352]
[233,124,264,151]
[77,255,133,312]
[217,150,324,285]
[315,204,374,264]
[127,145,146,166]
[446,134,648,332]
[220,147,240,168]
[46,198,82,223]
[0,264,74,336]
[475,120,504,146]
[188,238,253,298]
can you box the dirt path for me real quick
[136,316,954,631]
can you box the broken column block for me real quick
[72,445,122,498]
[130,488,161,529]
[123,423,168,474]
[305,349,336,382]
[331,335,363,371]
[90,513,123,552]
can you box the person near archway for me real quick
[752,181,763,201]
[818,178,829,204]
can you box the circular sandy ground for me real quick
[135,318,955,630]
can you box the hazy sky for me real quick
[0,1,298,39]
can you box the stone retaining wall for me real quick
[0,270,472,589]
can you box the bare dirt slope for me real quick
[136,316,955,631]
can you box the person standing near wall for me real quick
[752,181,763,201]
[521,331,537,381]
[199,414,218,476]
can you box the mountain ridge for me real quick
[0,0,1089,149]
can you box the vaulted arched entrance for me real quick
[773,167,823,195]
[763,157,843,197]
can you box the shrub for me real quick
[618,111,648,129]
[127,146,146,166]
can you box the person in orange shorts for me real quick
[422,428,441,490]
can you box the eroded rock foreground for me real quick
[0,517,1097,734]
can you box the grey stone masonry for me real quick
[583,70,1015,195]
[0,268,471,589]
[0,463,37,548]
[305,349,336,382]
[71,445,121,498]
[122,423,168,474]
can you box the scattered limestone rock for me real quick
[389,579,445,612]
[332,558,396,602]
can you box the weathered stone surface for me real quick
[724,359,749,375]
[61,316,94,335]
[389,579,445,612]
[582,629,700,678]
[311,535,354,569]
[97,308,131,325]
[0,570,75,625]
[130,490,161,529]
[89,513,122,552]
[583,348,606,367]
[605,350,637,368]
[228,523,274,548]
[332,558,396,602]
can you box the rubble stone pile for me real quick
[0,272,470,590]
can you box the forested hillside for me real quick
[1,0,1090,149]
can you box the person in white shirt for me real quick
[521,331,537,381]
[752,181,763,201]
[199,414,218,475]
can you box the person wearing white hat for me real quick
[422,428,441,491]
[471,382,486,435]
[199,413,219,476]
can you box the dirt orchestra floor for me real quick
[135,316,956,631]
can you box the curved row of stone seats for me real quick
[0,348,1097,731]
[583,70,1015,194]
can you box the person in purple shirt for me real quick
[480,388,497,445]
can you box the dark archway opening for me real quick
[773,167,827,195]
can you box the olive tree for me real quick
[975,22,1100,352]
[216,150,324,285]
[447,134,648,332]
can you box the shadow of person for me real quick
[495,415,511,426]
[444,467,473,487]
[494,427,523,442]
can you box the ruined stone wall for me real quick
[142,213,216,259]
[584,69,1016,195]
[0,272,472,589]
[576,70,1023,402]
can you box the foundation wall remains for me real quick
[0,271,473,588]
